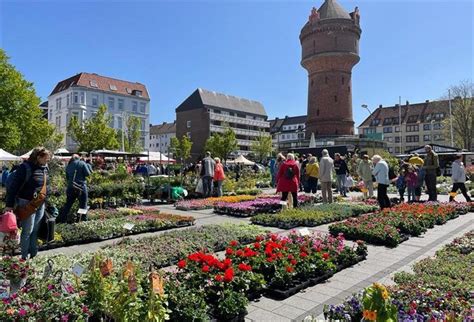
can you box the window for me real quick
[407,115,419,123]
[423,114,432,122]
[423,124,431,131]
[433,113,444,120]
[66,94,70,106]
[363,128,376,134]
[385,137,393,142]
[56,116,61,128]
[383,118,392,125]
[325,77,328,84]
[395,126,400,132]
[316,109,319,116]
[70,112,79,125]
[423,135,431,141]
[109,116,114,128]
[132,101,138,112]
[388,147,394,153]
[56,98,62,110]
[334,95,338,102]
[395,147,400,153]
[118,99,124,111]
[383,127,392,133]
[117,116,123,129]
[140,102,146,113]
[186,132,191,139]
[395,137,400,143]
[90,80,98,88]
[370,119,380,126]
[108,97,115,109]
[92,94,99,107]
[406,135,419,143]
[433,123,442,130]
[110,84,117,91]
[406,125,419,132]
[434,134,444,141]
[186,121,191,128]
[80,92,85,104]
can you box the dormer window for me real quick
[126,87,132,94]
[90,80,98,88]
[110,84,117,91]
[132,90,143,97]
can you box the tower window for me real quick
[325,77,328,84]
[342,77,345,84]
[335,37,338,47]
[335,129,338,135]
[316,109,319,116]
[311,79,314,87]
[334,95,338,102]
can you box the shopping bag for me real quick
[0,211,18,233]
[195,178,204,194]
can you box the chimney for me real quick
[425,100,430,103]
[406,100,409,106]
[379,104,383,108]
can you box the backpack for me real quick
[285,166,295,179]
[388,167,397,180]
[6,162,32,196]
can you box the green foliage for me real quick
[380,150,399,173]
[67,105,120,152]
[362,283,398,321]
[205,125,238,162]
[250,131,273,162]
[0,49,58,152]
[170,135,192,162]
[126,115,142,153]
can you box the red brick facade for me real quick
[300,1,361,138]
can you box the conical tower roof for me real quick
[318,0,351,20]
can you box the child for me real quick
[396,169,406,202]
[405,166,418,202]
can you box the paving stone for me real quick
[252,297,285,311]
[295,290,331,303]
[273,304,307,319]
[282,295,320,310]
[245,308,290,322]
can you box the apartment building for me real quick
[358,100,451,154]
[149,121,176,153]
[48,72,150,151]
[176,88,270,159]
[269,115,307,152]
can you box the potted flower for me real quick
[0,256,30,293]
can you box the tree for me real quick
[170,135,192,162]
[440,80,474,150]
[251,131,273,162]
[0,49,58,152]
[126,116,142,153]
[205,126,238,162]
[67,104,120,152]
[43,128,64,153]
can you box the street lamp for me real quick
[361,104,375,155]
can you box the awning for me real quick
[227,155,255,165]
[0,149,21,161]
[138,151,175,163]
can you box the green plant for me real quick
[215,288,248,319]
[361,283,398,321]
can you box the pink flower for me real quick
[19,308,27,317]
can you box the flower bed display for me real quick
[36,213,195,250]
[323,230,474,321]
[329,203,461,247]
[251,203,378,229]
[174,195,256,211]
[213,194,317,217]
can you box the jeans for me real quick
[58,185,88,223]
[336,174,347,196]
[321,181,333,203]
[425,173,437,201]
[407,187,416,202]
[305,177,318,194]
[202,176,213,198]
[377,183,391,209]
[281,191,298,208]
[450,183,472,202]
[17,198,45,259]
[216,180,223,197]
[398,187,406,201]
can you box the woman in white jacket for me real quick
[450,154,472,202]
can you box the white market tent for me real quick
[138,151,176,164]
[20,149,33,159]
[0,149,21,161]
[227,155,255,165]
[54,148,70,155]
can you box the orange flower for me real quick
[6,308,14,315]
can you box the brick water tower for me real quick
[300,0,361,138]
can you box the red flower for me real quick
[254,242,261,249]
[322,253,330,260]
[201,265,210,273]
[287,254,294,260]
[177,260,186,269]
[271,234,278,241]
[256,235,264,242]
[222,258,232,269]
[286,266,294,273]
[225,248,233,255]
[224,267,234,282]
[238,263,252,271]
[230,240,238,247]
[300,252,308,258]
[188,252,201,262]
[290,259,297,265]
[266,257,274,263]
[215,274,223,282]
[236,250,244,257]
[276,252,283,259]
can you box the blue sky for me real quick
[1,0,472,129]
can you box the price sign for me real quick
[72,263,85,277]
[123,223,135,231]
[77,208,88,215]
[299,228,311,236]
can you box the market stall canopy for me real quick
[20,149,33,159]
[227,155,255,165]
[0,149,21,161]
[54,148,70,155]
[91,149,147,157]
[138,151,176,163]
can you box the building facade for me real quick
[176,88,270,159]
[39,101,48,119]
[269,116,307,152]
[149,121,176,153]
[48,72,150,151]
[358,100,452,154]
[300,0,361,138]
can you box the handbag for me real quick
[14,172,47,221]
[38,206,57,243]
[195,178,204,194]
[0,211,18,233]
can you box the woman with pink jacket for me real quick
[213,158,225,197]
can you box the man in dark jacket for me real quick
[57,154,92,223]
[334,153,348,197]
[423,145,439,201]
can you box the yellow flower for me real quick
[382,289,389,300]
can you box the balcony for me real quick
[209,112,269,128]
[210,124,266,138]
[237,139,253,147]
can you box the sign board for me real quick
[299,228,311,236]
[123,223,135,231]
[77,208,88,215]
[72,263,85,277]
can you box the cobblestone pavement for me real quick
[36,190,473,321]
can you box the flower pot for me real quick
[212,309,247,322]
[9,278,26,294]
